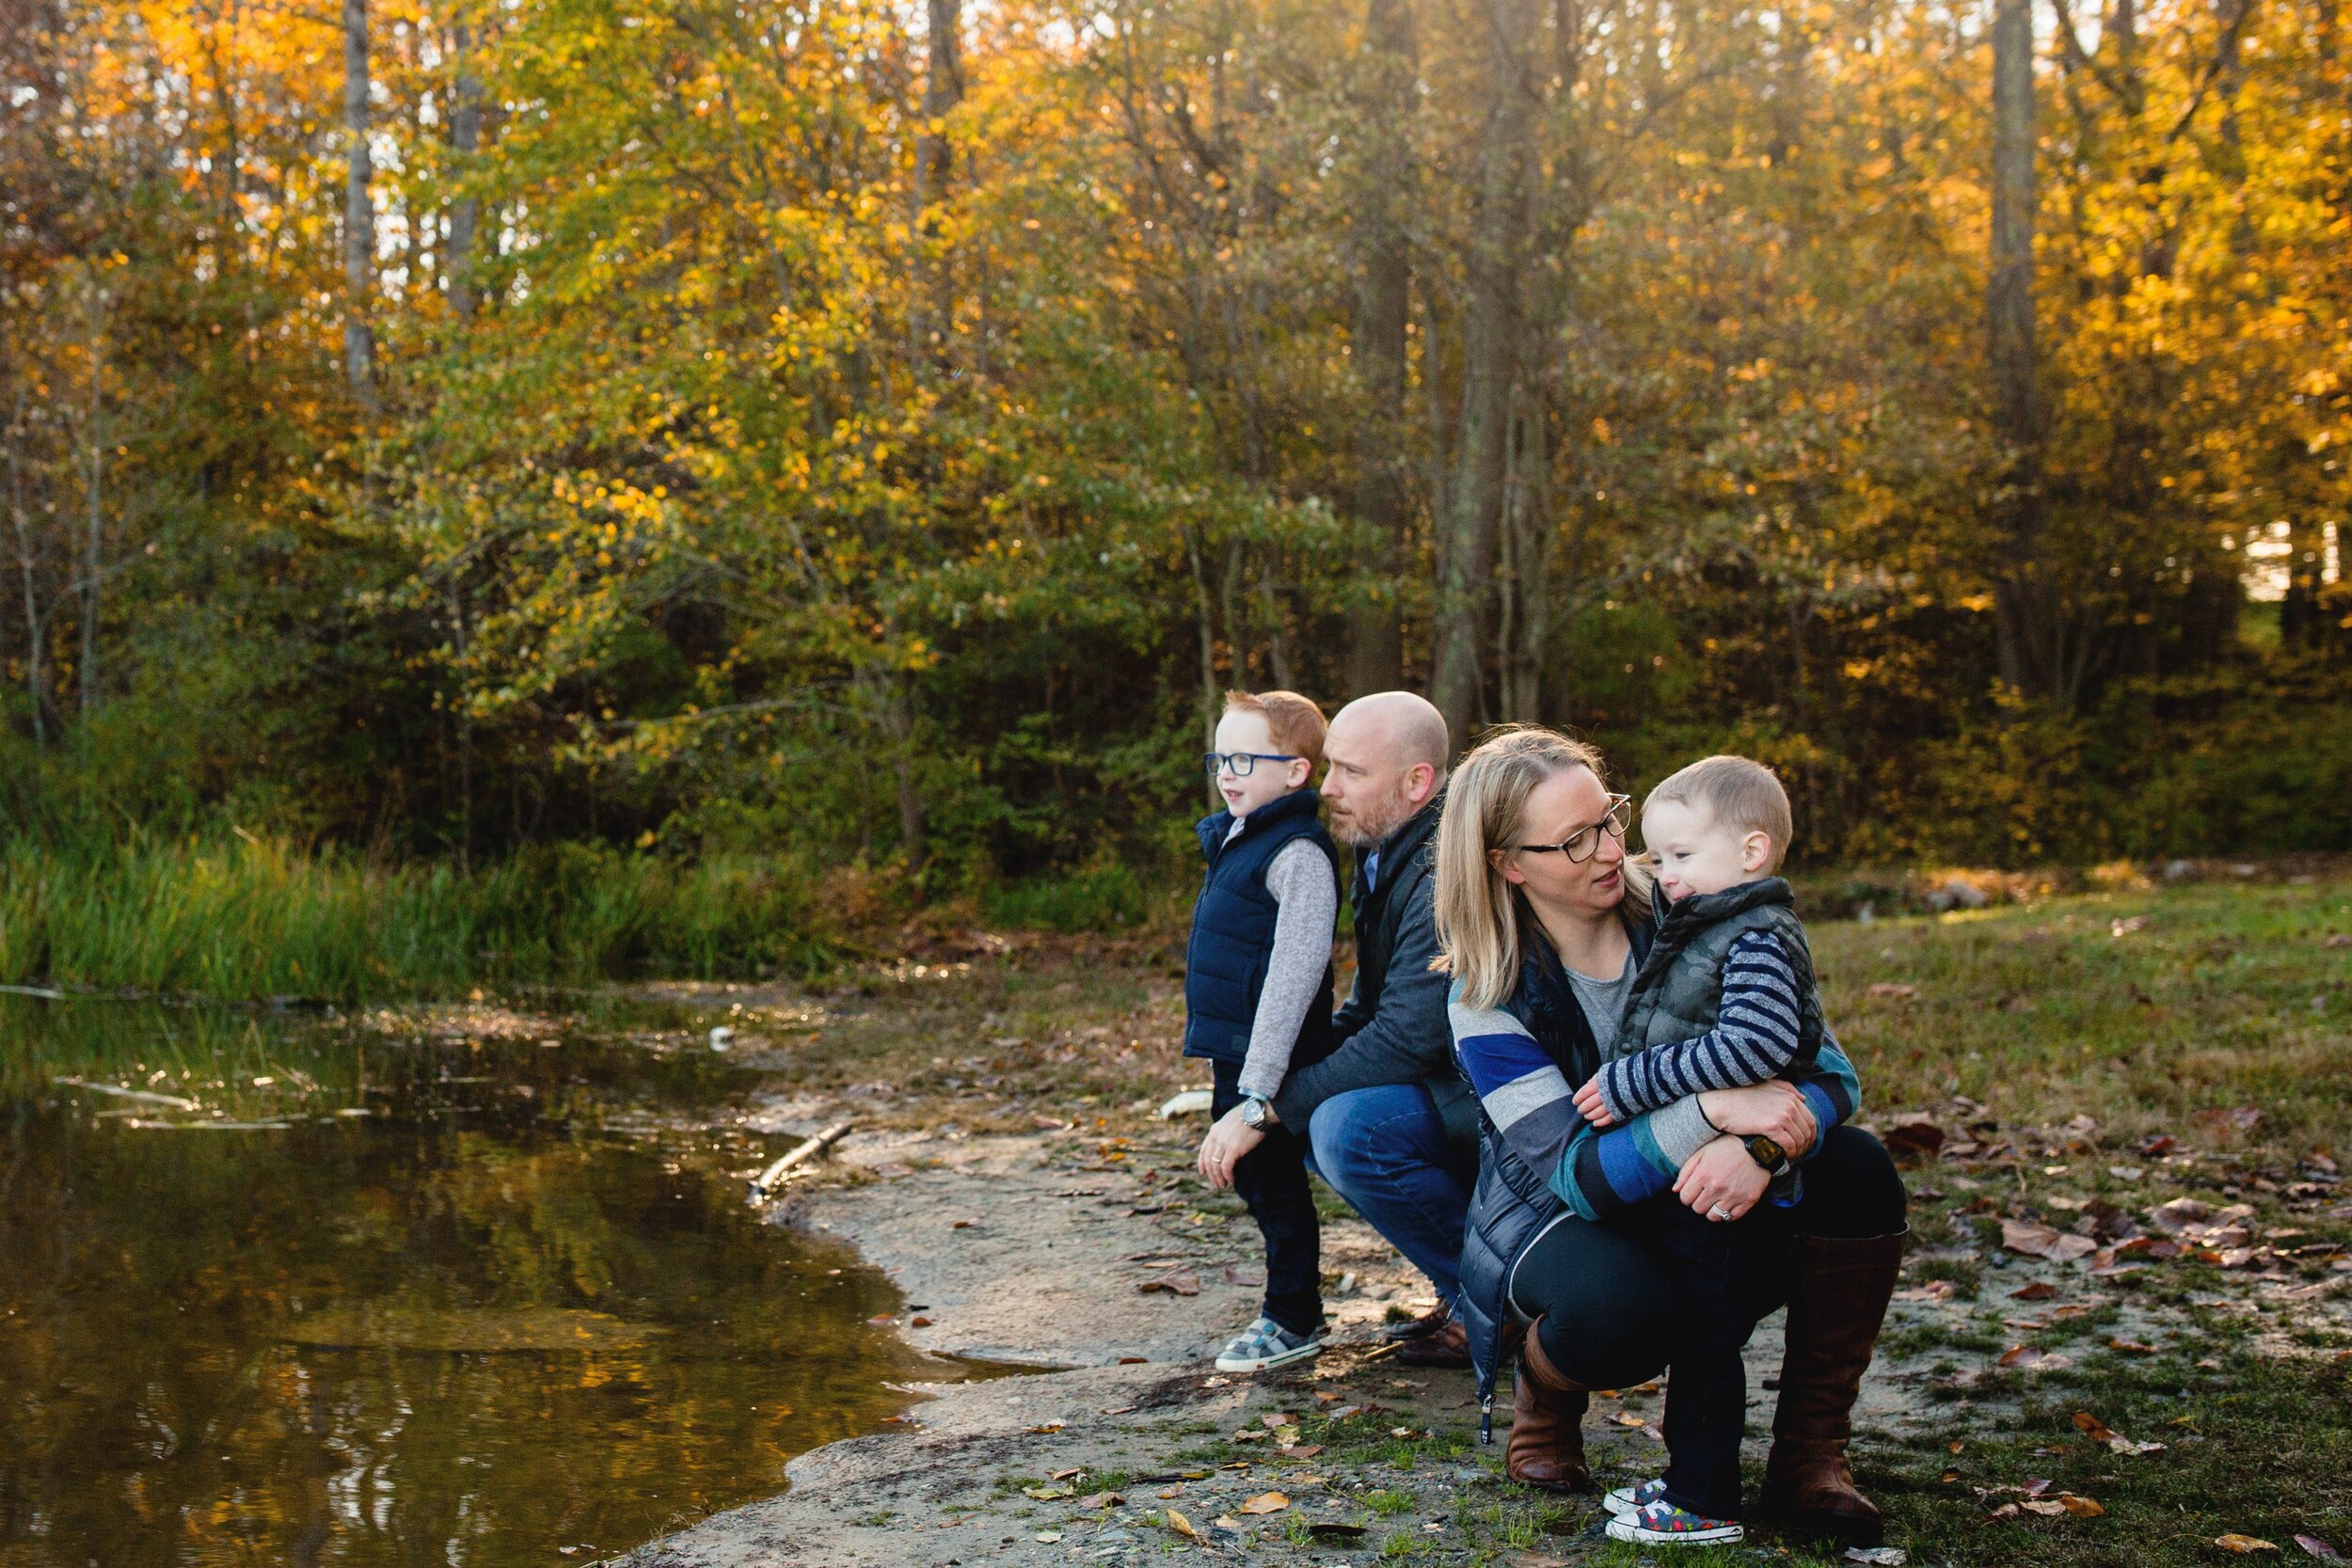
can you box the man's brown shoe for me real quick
[1381,1303,1454,1342]
[1759,1230,1906,1545]
[1393,1312,1470,1368]
[1505,1319,1592,1491]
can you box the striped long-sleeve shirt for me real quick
[1593,929,1808,1123]
[1451,980,1860,1224]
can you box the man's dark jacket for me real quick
[1267,792,1476,1146]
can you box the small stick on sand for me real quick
[750,1119,853,1196]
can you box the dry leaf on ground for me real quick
[1137,1271,1201,1296]
[1166,1508,1197,1539]
[2294,1535,2344,1561]
[1239,1492,1289,1514]
[2215,1536,2280,1555]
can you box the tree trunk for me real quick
[342,0,377,409]
[1428,0,1537,746]
[78,280,103,719]
[447,13,482,321]
[1496,381,1552,722]
[1988,0,2047,695]
[1345,0,1415,697]
[910,0,963,357]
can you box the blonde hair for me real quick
[1643,754,1793,872]
[1224,689,1328,770]
[1434,726,1651,1009]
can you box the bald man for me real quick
[1260,691,1476,1366]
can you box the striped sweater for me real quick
[1450,979,1860,1224]
[1594,928,1808,1123]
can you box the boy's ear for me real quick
[1740,830,1773,873]
[1288,756,1312,790]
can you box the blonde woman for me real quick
[1438,728,1905,1548]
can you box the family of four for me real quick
[1180,689,1908,1549]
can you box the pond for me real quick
[0,992,980,1567]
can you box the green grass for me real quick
[0,830,833,1000]
[1814,872,2352,1150]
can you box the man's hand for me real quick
[1198,1106,1267,1191]
[1673,1134,1771,1222]
[1570,1075,1615,1127]
[1695,1081,1819,1158]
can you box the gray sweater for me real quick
[1235,834,1341,1101]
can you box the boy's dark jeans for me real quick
[1648,1196,1771,1521]
[1211,1062,1324,1338]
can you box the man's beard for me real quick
[1332,776,1417,847]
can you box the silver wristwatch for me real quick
[1239,1097,1271,1130]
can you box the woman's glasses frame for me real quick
[1510,794,1633,862]
[1203,752,1302,779]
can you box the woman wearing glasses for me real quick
[1434,727,1905,1548]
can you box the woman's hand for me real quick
[1673,1134,1771,1222]
[1696,1081,1819,1159]
[1197,1107,1266,1191]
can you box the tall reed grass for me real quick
[0,832,831,1000]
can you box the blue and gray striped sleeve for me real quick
[1448,987,1582,1180]
[1595,930,1807,1121]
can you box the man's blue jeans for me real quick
[1302,1084,1474,1310]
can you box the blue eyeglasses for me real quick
[1204,752,1301,778]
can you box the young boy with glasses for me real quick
[1186,690,1342,1372]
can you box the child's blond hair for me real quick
[1642,754,1793,871]
[1224,689,1328,770]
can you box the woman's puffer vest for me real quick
[1182,784,1339,1068]
[1456,921,1653,1437]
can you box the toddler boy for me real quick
[1186,690,1340,1373]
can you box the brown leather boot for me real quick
[1506,1318,1593,1492]
[1761,1230,1907,1545]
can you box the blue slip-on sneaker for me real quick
[1214,1316,1327,1373]
[1603,1478,1668,1519]
[1603,1497,1744,1545]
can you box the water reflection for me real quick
[0,997,961,1567]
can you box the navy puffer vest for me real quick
[1183,786,1339,1068]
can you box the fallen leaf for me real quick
[2059,1495,2105,1517]
[1166,1508,1197,1539]
[1260,1413,1299,1430]
[1276,1443,1324,1458]
[1612,1411,1647,1427]
[1990,1503,2021,1519]
[2294,1535,2344,1561]
[2215,1536,2280,1555]
[1157,1487,1181,1499]
[1239,1491,1289,1514]
[1081,1492,1123,1511]
[1052,1467,1085,1481]
[1024,1421,1065,1434]
[1883,1118,1946,1158]
[1023,1486,1072,1500]
[2003,1218,2097,1261]
[2073,1411,2119,1443]
[2018,1498,2068,1516]
[1844,1549,1909,1565]
[1033,1531,1062,1544]
[2011,1282,2059,1301]
[1867,983,1919,1000]
[2110,1338,2159,1354]
[908,1316,932,1327]
[1223,1264,1263,1287]
[1137,1271,1201,1296]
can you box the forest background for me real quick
[2,0,2349,992]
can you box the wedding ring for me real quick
[1709,1204,1731,1220]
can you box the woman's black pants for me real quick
[1505,1126,1906,1519]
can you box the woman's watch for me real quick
[1240,1097,1271,1130]
[1744,1133,1792,1178]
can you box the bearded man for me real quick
[1237,689,1476,1365]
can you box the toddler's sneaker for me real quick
[1604,1497,1743,1545]
[1603,1478,1668,1519]
[1215,1316,1326,1372]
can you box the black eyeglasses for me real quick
[1204,752,1301,778]
[1510,795,1632,862]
